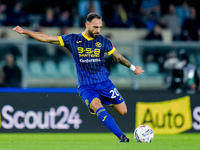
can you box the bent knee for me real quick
[90,98,103,113]
[119,109,127,115]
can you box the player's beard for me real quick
[88,29,99,39]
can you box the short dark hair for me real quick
[86,12,102,22]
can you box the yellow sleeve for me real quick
[107,47,116,55]
[58,36,64,46]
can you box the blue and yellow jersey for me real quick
[58,32,116,87]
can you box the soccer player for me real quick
[13,12,144,142]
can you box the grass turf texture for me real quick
[0,133,199,150]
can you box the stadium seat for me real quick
[111,64,130,77]
[28,61,44,77]
[58,59,76,77]
[43,60,59,77]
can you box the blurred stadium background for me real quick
[0,0,199,90]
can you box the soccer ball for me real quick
[134,125,154,143]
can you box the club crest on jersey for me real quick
[95,42,102,47]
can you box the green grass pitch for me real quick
[0,133,200,150]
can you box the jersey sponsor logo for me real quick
[76,41,82,43]
[78,47,100,57]
[80,59,101,63]
[79,54,100,57]
[95,42,102,47]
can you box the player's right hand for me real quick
[13,26,24,34]
[134,66,144,75]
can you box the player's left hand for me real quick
[133,66,144,75]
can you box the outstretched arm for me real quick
[111,50,144,75]
[13,26,60,45]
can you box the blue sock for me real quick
[96,107,124,138]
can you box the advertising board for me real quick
[0,89,199,133]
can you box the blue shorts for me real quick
[78,80,125,114]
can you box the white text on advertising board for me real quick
[193,106,200,130]
[0,105,82,130]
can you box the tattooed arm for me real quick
[111,50,144,75]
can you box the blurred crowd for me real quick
[0,0,199,91]
[0,53,22,88]
[0,0,200,41]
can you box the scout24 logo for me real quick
[0,105,82,130]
